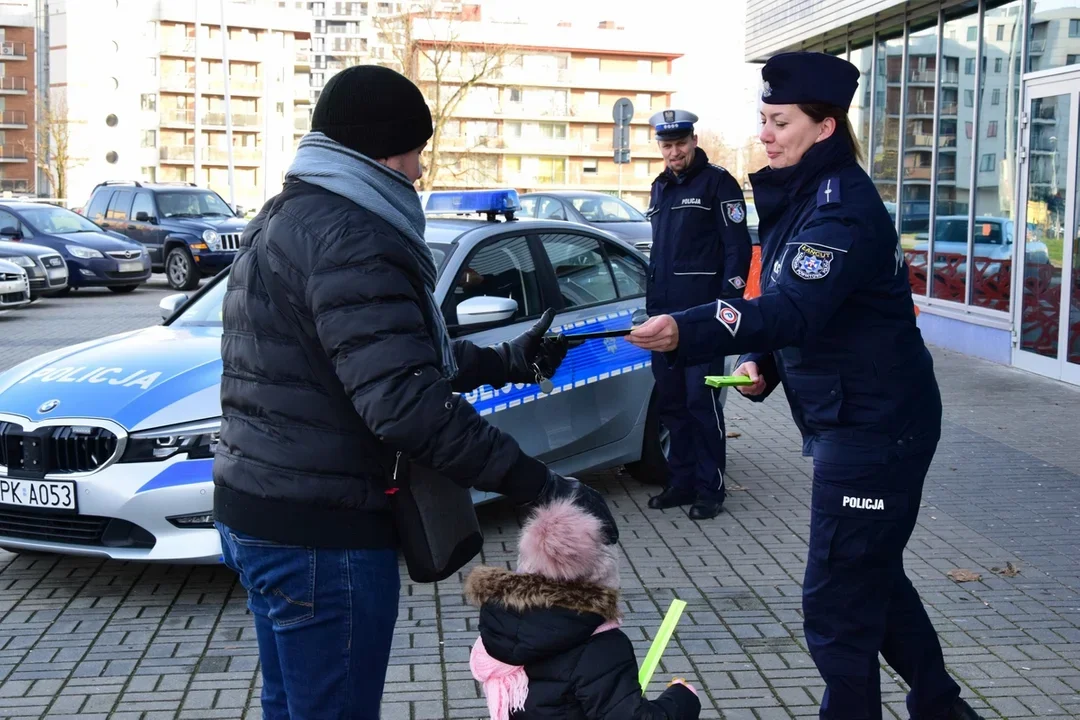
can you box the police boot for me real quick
[945,699,985,720]
[648,487,696,510]
[688,497,723,521]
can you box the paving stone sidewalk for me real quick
[1,336,1079,718]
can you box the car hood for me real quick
[590,222,653,242]
[0,240,58,258]
[168,217,248,234]
[0,258,22,273]
[46,230,142,251]
[0,325,223,432]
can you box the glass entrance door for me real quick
[1014,75,1080,385]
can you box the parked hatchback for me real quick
[519,191,654,256]
[82,181,247,291]
[0,202,150,294]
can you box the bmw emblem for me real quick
[37,399,60,414]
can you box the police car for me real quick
[0,190,731,563]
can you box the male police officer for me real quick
[644,109,752,520]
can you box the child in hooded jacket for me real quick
[465,497,701,720]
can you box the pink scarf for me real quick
[470,619,621,720]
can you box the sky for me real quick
[482,0,763,144]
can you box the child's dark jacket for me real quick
[465,566,701,720]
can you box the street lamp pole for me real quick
[219,0,236,208]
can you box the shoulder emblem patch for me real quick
[715,299,742,337]
[723,200,745,224]
[791,244,833,280]
[728,276,745,290]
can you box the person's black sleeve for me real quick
[306,224,547,503]
[571,631,701,719]
[712,173,753,299]
[734,351,781,403]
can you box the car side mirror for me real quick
[159,292,189,321]
[456,295,518,328]
[135,211,156,223]
[0,226,21,239]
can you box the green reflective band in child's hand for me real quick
[639,598,687,693]
[704,375,755,388]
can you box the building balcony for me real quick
[0,76,28,95]
[1029,37,1046,53]
[906,133,934,148]
[295,48,312,68]
[438,134,662,158]
[159,145,262,165]
[0,110,27,130]
[159,109,262,128]
[571,70,676,94]
[904,70,960,85]
[160,35,265,62]
[0,41,27,61]
[0,144,28,163]
[160,73,263,96]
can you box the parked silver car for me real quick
[0,259,30,310]
[519,190,654,256]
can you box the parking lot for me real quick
[1,281,1080,719]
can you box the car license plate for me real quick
[118,261,143,272]
[47,268,67,279]
[0,478,77,511]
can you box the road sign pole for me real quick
[612,97,634,201]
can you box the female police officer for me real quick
[628,52,983,720]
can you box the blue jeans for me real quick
[218,523,401,719]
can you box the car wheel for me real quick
[50,286,72,297]
[166,247,200,291]
[624,390,669,486]
[108,285,139,294]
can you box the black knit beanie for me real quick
[311,65,433,158]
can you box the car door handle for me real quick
[127,225,137,230]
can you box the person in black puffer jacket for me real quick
[213,65,618,720]
[466,498,701,720]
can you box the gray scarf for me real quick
[285,132,458,379]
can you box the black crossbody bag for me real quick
[253,217,483,584]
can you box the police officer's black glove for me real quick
[494,308,569,385]
[535,471,619,545]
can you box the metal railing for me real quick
[0,110,26,126]
[160,145,261,164]
[0,145,28,160]
[161,73,262,93]
[0,76,27,92]
[160,109,261,127]
[0,41,27,58]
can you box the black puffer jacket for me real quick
[213,180,549,548]
[465,567,701,720]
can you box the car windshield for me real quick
[567,196,646,222]
[18,205,102,234]
[172,245,450,327]
[157,191,235,219]
[936,219,1005,245]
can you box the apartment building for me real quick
[277,1,680,209]
[47,0,311,212]
[0,7,34,195]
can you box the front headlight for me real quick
[202,230,221,251]
[9,255,35,267]
[120,418,221,463]
[67,245,104,259]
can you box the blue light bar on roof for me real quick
[422,189,521,216]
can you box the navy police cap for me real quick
[649,108,698,140]
[761,51,860,110]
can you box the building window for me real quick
[141,130,157,147]
[141,166,157,182]
[509,88,522,103]
[636,93,651,112]
[148,58,157,77]
[966,26,977,42]
[966,121,973,138]
[965,89,974,107]
[992,88,1001,105]
[583,124,598,142]
[141,94,157,111]
[1070,54,1080,65]
[994,57,1002,73]
[276,101,285,114]
[584,91,599,107]
[979,153,995,172]
[965,57,975,74]
[1070,19,1080,37]
[996,24,1005,41]
[986,120,998,137]
[583,159,598,174]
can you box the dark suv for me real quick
[82,181,248,290]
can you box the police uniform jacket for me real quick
[645,149,752,316]
[669,132,941,464]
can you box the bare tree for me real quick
[20,96,85,200]
[697,129,738,173]
[372,2,511,190]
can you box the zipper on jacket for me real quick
[387,451,402,495]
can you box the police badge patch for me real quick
[723,200,746,224]
[714,299,742,337]
[791,244,833,280]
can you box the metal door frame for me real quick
[1012,72,1080,384]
